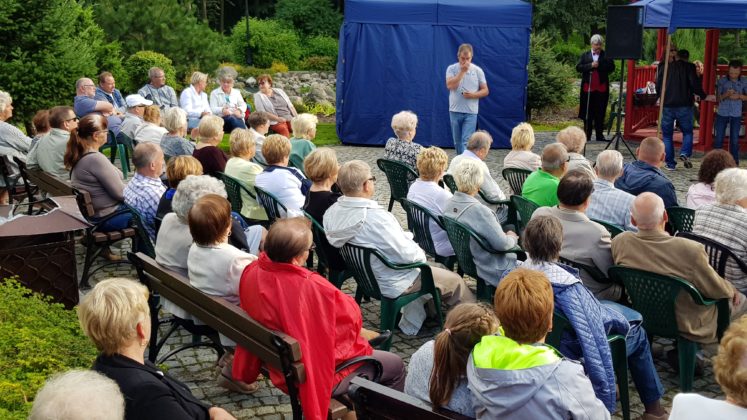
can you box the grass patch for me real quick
[218,122,340,153]
[530,120,581,132]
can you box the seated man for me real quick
[94,71,126,115]
[522,143,568,207]
[325,160,475,306]
[247,111,270,165]
[124,143,166,241]
[73,77,122,135]
[119,94,152,140]
[447,131,508,222]
[27,106,78,179]
[533,169,620,301]
[509,215,666,419]
[615,137,678,208]
[612,192,746,346]
[468,268,609,419]
[587,150,637,231]
[138,66,179,110]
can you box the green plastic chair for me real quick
[254,186,288,225]
[400,199,457,271]
[677,231,747,281]
[376,158,418,212]
[442,174,516,229]
[217,172,268,225]
[511,195,540,234]
[440,215,525,302]
[99,130,129,179]
[302,211,351,289]
[590,218,625,238]
[442,174,458,194]
[545,311,630,420]
[608,266,731,392]
[667,206,695,235]
[501,167,532,195]
[558,256,614,286]
[339,243,443,351]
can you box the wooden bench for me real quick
[129,252,356,420]
[348,376,472,419]
[26,168,74,197]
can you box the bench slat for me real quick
[27,170,74,197]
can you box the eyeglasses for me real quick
[83,84,95,88]
[259,81,269,85]
[368,176,376,182]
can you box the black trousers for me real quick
[583,91,608,141]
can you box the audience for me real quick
[224,128,267,221]
[30,108,51,146]
[29,369,125,420]
[522,143,568,207]
[468,268,610,419]
[384,110,423,170]
[192,115,228,177]
[123,143,166,241]
[447,131,509,222]
[73,77,122,135]
[587,150,637,231]
[255,134,308,217]
[233,217,405,419]
[95,71,126,114]
[181,71,212,130]
[693,168,747,294]
[615,137,678,208]
[138,66,179,111]
[156,156,203,219]
[253,74,297,137]
[247,111,270,165]
[160,107,195,157]
[445,159,518,286]
[556,126,594,177]
[79,278,237,420]
[405,303,498,416]
[512,215,666,418]
[209,66,248,132]
[503,122,541,172]
[325,160,475,306]
[533,169,620,301]
[406,146,454,258]
[0,90,31,204]
[289,113,318,168]
[134,105,168,145]
[686,149,736,209]
[27,106,78,180]
[119,94,151,140]
[670,315,747,419]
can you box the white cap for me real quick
[125,94,153,108]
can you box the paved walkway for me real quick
[78,133,729,419]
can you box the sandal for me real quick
[216,357,259,394]
[100,246,122,262]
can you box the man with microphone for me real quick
[446,44,489,154]
[577,34,615,142]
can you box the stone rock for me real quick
[323,86,335,98]
[290,96,303,106]
[300,73,312,81]
[245,77,256,87]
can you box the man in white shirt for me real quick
[446,43,489,154]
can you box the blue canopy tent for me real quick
[335,0,532,148]
[632,0,747,32]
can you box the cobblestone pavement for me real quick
[77,133,732,419]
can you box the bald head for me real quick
[630,192,667,231]
[75,78,95,96]
[264,217,312,263]
[541,143,568,176]
[637,137,665,166]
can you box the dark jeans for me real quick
[222,115,247,133]
[661,106,694,168]
[714,114,742,163]
[91,204,133,232]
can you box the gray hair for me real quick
[337,160,371,196]
[452,158,484,194]
[541,143,568,171]
[631,192,666,230]
[132,143,162,169]
[595,150,624,179]
[715,168,747,205]
[217,66,238,82]
[0,90,11,115]
[591,34,604,45]
[172,175,227,221]
[75,78,93,93]
[291,113,318,139]
[556,126,586,153]
[190,71,208,86]
[391,111,418,139]
[29,369,125,420]
[466,130,492,152]
[148,67,164,79]
[162,107,188,133]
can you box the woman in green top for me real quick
[288,113,318,171]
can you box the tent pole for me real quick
[656,35,672,137]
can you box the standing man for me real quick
[94,72,126,115]
[446,44,489,155]
[577,34,615,142]
[138,67,179,111]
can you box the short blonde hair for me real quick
[162,107,187,133]
[0,90,12,116]
[304,147,338,183]
[291,113,318,139]
[190,71,208,85]
[713,315,747,406]
[452,158,484,194]
[262,134,291,165]
[197,115,224,142]
[416,147,448,181]
[166,155,203,188]
[78,278,150,355]
[143,105,161,124]
[30,370,125,420]
[714,168,747,205]
[229,128,255,157]
[337,160,371,196]
[510,122,535,151]
[391,111,418,138]
[556,126,586,153]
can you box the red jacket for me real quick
[232,253,372,419]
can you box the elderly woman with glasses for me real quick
[209,66,247,133]
[0,90,32,205]
[252,74,297,138]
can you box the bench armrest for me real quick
[335,356,383,383]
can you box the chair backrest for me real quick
[667,206,695,235]
[590,218,625,238]
[72,188,97,219]
[558,256,611,285]
[338,244,389,301]
[511,195,540,231]
[545,310,574,350]
[401,199,440,259]
[0,155,18,194]
[677,231,747,278]
[439,216,480,280]
[254,185,287,224]
[303,211,331,269]
[442,174,458,194]
[501,168,532,195]
[11,156,34,195]
[126,204,156,258]
[376,158,418,203]
[217,172,256,215]
[27,169,74,197]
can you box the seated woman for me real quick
[510,215,666,419]
[0,90,32,205]
[556,126,594,178]
[233,217,405,420]
[468,268,609,419]
[160,107,195,158]
[444,159,518,287]
[406,146,454,258]
[670,315,747,419]
[65,114,131,260]
[155,155,203,219]
[302,147,345,271]
[223,129,267,222]
[503,122,541,171]
[686,149,736,209]
[384,110,422,170]
[31,108,50,148]
[252,74,297,137]
[289,113,318,169]
[405,303,498,416]
[192,115,228,177]
[134,105,168,145]
[209,66,247,133]
[255,134,308,217]
[180,71,212,130]
[78,278,238,420]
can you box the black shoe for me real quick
[368,330,392,349]
[666,348,704,376]
[679,155,693,169]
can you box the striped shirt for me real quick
[693,203,747,292]
[586,179,637,231]
[124,173,167,241]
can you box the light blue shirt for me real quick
[716,76,747,117]
[446,63,486,114]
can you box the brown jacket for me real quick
[611,229,735,344]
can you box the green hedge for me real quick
[275,0,342,38]
[123,51,179,94]
[0,279,97,419]
[230,18,302,69]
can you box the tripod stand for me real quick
[605,59,636,159]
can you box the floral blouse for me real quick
[383,137,422,170]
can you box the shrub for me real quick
[95,41,129,94]
[527,34,574,120]
[0,278,98,419]
[300,56,336,71]
[270,62,290,74]
[229,18,302,69]
[302,36,339,60]
[123,51,178,94]
[275,0,343,38]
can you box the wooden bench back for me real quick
[27,169,74,197]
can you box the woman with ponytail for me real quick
[404,303,499,416]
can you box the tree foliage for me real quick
[275,0,342,38]
[532,0,628,41]
[230,18,302,69]
[526,34,574,120]
[122,51,178,94]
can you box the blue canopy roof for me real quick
[631,0,747,32]
[344,0,532,27]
